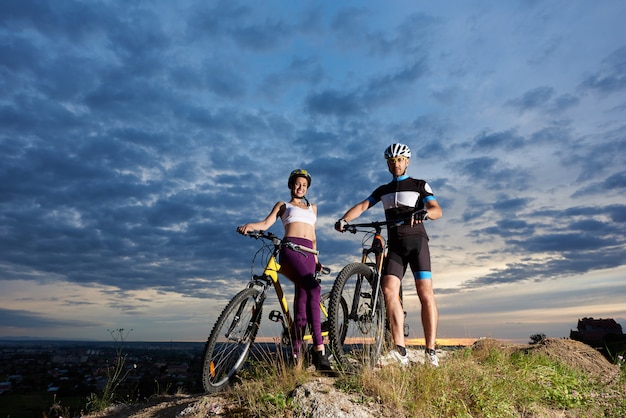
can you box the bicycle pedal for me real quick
[269,310,284,323]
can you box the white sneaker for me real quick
[379,349,409,367]
[426,349,439,367]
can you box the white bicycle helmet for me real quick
[384,143,411,159]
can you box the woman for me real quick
[237,169,331,371]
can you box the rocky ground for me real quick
[86,339,620,418]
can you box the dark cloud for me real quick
[452,157,529,191]
[571,126,626,194]
[491,195,531,213]
[602,171,626,191]
[459,204,626,289]
[506,87,581,115]
[506,86,555,112]
[471,129,526,152]
[330,6,370,43]
[305,89,363,116]
[231,19,292,50]
[186,1,251,40]
[204,63,248,98]
[462,244,625,289]
[550,93,579,112]
[305,58,428,116]
[260,56,325,98]
[528,124,573,146]
[0,308,98,329]
[580,46,626,94]
[366,12,441,56]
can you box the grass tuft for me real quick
[219,339,625,417]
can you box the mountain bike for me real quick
[201,230,331,393]
[328,210,427,371]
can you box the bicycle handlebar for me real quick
[244,230,319,255]
[343,209,429,234]
[291,243,319,255]
[244,230,280,241]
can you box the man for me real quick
[334,143,442,367]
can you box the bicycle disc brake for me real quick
[356,301,375,334]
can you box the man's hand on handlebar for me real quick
[411,210,429,226]
[334,218,347,232]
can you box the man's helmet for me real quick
[288,169,312,189]
[384,143,411,159]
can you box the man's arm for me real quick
[342,199,372,222]
[424,198,442,220]
[335,199,372,231]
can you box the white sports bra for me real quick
[281,202,316,226]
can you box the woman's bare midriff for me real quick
[284,222,316,242]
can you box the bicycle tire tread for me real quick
[201,287,261,393]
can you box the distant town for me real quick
[0,339,205,417]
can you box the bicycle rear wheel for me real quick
[202,287,261,393]
[328,262,385,371]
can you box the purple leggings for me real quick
[279,237,322,356]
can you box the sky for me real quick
[1,0,625,345]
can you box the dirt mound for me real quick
[525,338,620,383]
[472,337,620,384]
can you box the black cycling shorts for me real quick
[383,235,432,280]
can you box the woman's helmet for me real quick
[288,169,312,189]
[384,143,411,159]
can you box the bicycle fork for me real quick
[364,235,409,337]
[358,234,385,323]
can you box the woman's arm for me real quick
[237,201,284,235]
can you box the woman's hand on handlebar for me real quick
[316,262,331,277]
[236,224,254,235]
[316,262,331,275]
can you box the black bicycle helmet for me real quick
[384,143,411,159]
[288,169,312,189]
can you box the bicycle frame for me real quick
[246,231,329,346]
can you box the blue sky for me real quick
[1,0,625,343]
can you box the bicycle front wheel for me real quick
[328,262,385,371]
[202,287,261,393]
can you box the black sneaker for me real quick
[311,349,333,372]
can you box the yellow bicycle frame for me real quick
[264,254,328,343]
[264,255,292,323]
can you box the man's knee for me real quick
[415,280,434,301]
[382,276,400,298]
